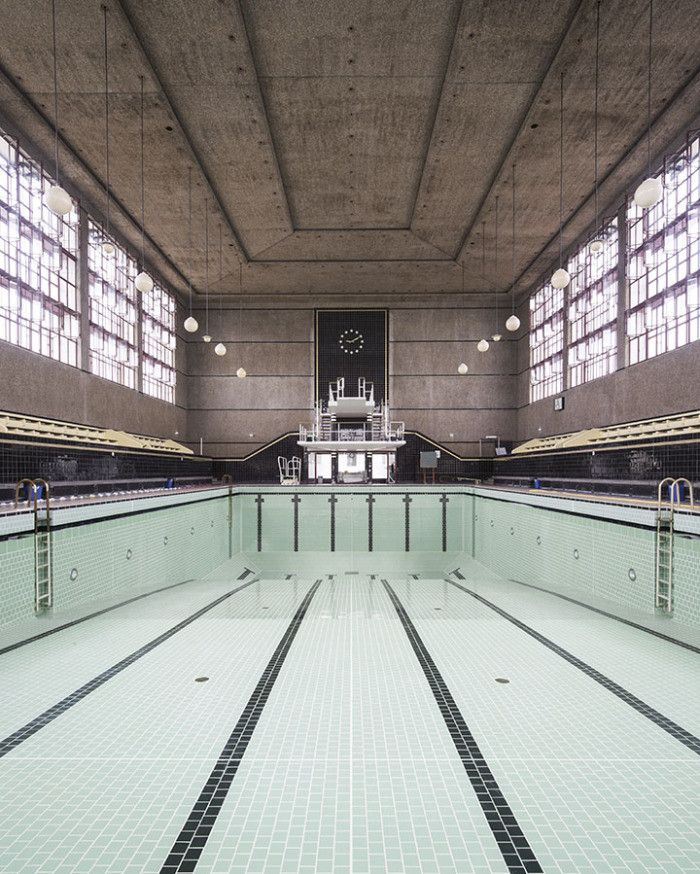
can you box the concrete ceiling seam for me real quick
[0,62,191,293]
[454,0,585,264]
[116,0,250,265]
[405,0,465,226]
[237,0,299,235]
[513,69,700,305]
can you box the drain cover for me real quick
[434,606,442,610]
[194,677,209,683]
[495,678,510,684]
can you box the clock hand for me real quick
[347,335,361,343]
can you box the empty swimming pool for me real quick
[1,485,699,873]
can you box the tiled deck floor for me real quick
[1,560,699,873]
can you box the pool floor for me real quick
[1,559,699,873]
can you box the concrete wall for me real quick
[0,303,188,440]
[185,297,518,458]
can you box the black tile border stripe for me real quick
[382,580,543,874]
[506,578,700,655]
[159,579,322,874]
[445,578,700,757]
[0,577,260,759]
[0,578,193,656]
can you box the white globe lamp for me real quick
[184,316,199,333]
[135,271,154,294]
[457,362,468,375]
[477,339,489,352]
[551,267,570,289]
[505,314,520,332]
[491,333,502,342]
[634,176,663,209]
[101,240,115,256]
[589,238,604,254]
[44,184,72,216]
[214,342,226,356]
[236,367,247,378]
[202,334,212,343]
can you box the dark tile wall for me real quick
[3,431,699,495]
[0,437,212,499]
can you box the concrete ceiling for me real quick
[0,0,699,300]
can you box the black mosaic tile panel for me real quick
[446,578,700,757]
[0,578,259,758]
[382,580,543,874]
[0,437,212,497]
[159,580,322,874]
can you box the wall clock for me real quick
[338,328,364,354]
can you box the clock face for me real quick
[339,328,364,354]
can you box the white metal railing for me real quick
[298,421,405,443]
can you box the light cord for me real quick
[139,75,145,266]
[50,0,59,181]
[102,5,110,237]
[593,0,600,235]
[559,71,564,268]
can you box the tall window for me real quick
[627,134,700,365]
[529,282,564,402]
[0,131,79,366]
[567,217,619,387]
[142,282,176,403]
[87,218,138,388]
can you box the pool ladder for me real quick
[15,479,53,612]
[655,478,694,614]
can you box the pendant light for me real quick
[214,225,227,355]
[551,72,570,290]
[589,0,604,253]
[505,165,520,331]
[633,0,662,208]
[134,76,153,293]
[235,263,246,375]
[44,0,72,216]
[490,205,501,341]
[100,6,115,255]
[183,167,199,333]
[475,219,490,351]
[202,199,211,342]
[457,362,468,375]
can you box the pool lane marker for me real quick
[445,577,700,757]
[159,579,322,874]
[382,580,543,874]
[0,577,260,759]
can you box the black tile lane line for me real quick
[0,569,255,658]
[445,578,700,757]
[159,579,322,874]
[0,577,260,759]
[505,577,700,655]
[381,580,543,874]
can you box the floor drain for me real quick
[434,606,442,610]
[262,606,269,610]
[194,677,209,683]
[495,678,510,684]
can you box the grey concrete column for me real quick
[78,207,90,373]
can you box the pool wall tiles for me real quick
[0,496,233,633]
[235,491,467,555]
[472,494,700,629]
